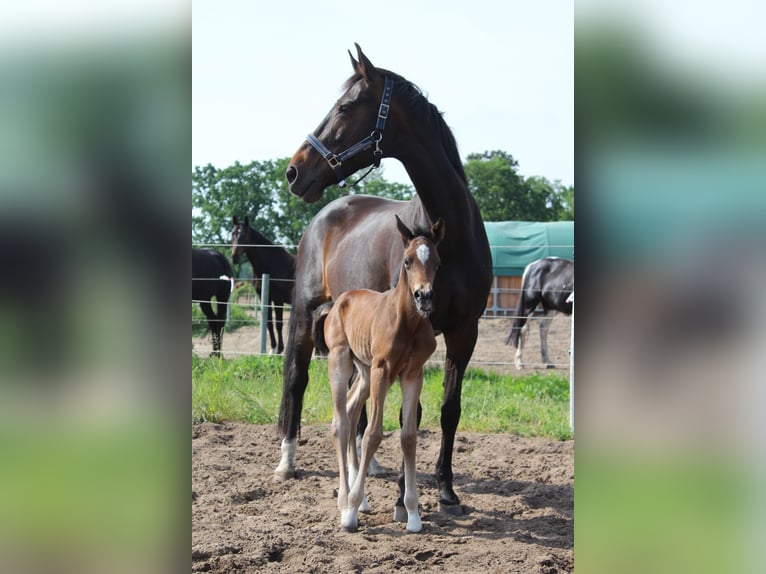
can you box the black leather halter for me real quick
[306,76,394,188]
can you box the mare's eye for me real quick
[338,104,349,114]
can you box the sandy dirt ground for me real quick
[192,313,573,573]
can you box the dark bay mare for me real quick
[506,256,573,369]
[231,216,296,354]
[314,216,444,533]
[192,248,234,357]
[277,44,493,516]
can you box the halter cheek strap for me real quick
[306,76,394,188]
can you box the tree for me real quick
[192,159,415,250]
[464,150,573,221]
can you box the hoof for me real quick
[393,504,408,523]
[273,468,296,482]
[439,501,463,516]
[340,511,358,532]
[406,516,423,533]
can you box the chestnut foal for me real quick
[313,215,444,532]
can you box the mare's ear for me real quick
[395,215,415,247]
[232,215,239,226]
[353,43,379,82]
[244,215,250,227]
[431,218,445,245]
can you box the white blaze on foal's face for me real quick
[416,243,430,266]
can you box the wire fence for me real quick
[192,278,573,372]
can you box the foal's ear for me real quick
[431,218,445,245]
[353,43,378,82]
[395,215,415,246]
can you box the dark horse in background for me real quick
[192,248,233,358]
[506,256,573,369]
[231,215,296,354]
[276,44,492,517]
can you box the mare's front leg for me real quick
[435,323,478,515]
[275,302,315,480]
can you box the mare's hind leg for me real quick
[275,304,285,354]
[266,304,277,354]
[200,301,222,358]
[275,303,316,480]
[539,312,554,368]
[515,319,529,369]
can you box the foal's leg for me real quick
[349,365,389,526]
[539,312,554,368]
[345,366,371,513]
[328,347,355,531]
[399,370,424,532]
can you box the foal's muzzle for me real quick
[414,288,433,316]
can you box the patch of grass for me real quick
[192,355,572,440]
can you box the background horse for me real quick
[231,216,296,354]
[192,248,233,357]
[314,216,443,533]
[277,44,492,517]
[506,256,573,369]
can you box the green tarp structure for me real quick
[484,221,574,277]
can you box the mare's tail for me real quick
[311,301,334,356]
[506,289,528,348]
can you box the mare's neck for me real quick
[397,142,477,244]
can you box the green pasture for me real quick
[192,354,572,440]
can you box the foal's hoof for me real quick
[393,504,408,523]
[439,501,463,516]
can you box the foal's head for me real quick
[395,215,445,317]
[230,215,251,264]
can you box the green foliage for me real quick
[465,150,573,221]
[191,356,571,440]
[192,160,415,249]
[192,152,572,252]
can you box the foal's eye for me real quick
[404,258,412,269]
[338,104,349,114]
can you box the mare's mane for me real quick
[342,70,467,185]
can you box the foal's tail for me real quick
[506,289,528,348]
[311,301,334,356]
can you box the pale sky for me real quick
[192,1,573,187]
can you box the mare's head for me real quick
[285,43,403,203]
[396,215,445,317]
[230,215,251,264]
